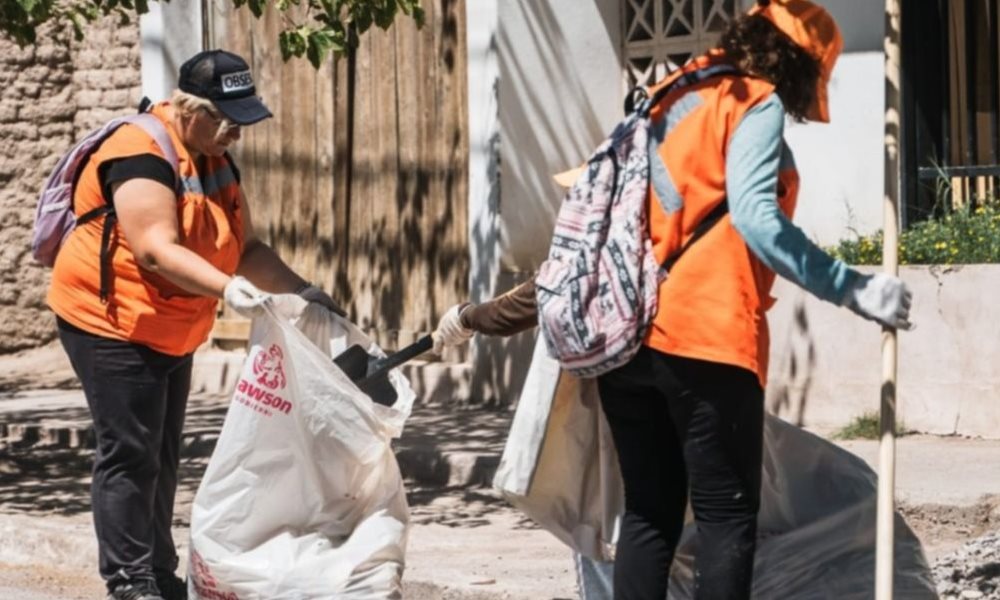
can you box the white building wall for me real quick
[784,52,885,246]
[782,0,887,246]
[139,1,203,103]
[496,0,624,271]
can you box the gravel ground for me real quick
[933,530,1000,600]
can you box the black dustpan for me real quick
[333,335,433,407]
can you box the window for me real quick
[904,0,1000,223]
[623,0,740,87]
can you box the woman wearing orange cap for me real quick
[434,1,912,599]
[47,50,343,600]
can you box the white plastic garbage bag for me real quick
[496,337,937,599]
[188,296,414,600]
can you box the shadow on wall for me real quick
[768,299,817,426]
[251,147,468,337]
[496,0,619,271]
[225,0,468,344]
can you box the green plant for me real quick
[827,202,1000,265]
[0,0,423,67]
[831,411,908,440]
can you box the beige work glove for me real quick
[842,273,914,330]
[224,276,269,318]
[432,303,474,354]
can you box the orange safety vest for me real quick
[644,55,800,386]
[48,102,245,356]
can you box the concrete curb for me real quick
[0,421,502,490]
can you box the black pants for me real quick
[598,346,764,600]
[57,317,192,588]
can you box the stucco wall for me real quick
[768,266,1000,439]
[784,51,885,247]
[0,18,142,353]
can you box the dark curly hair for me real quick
[719,13,822,121]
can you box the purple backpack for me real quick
[32,111,179,271]
[535,65,734,378]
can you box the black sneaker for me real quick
[106,579,165,600]
[154,570,188,600]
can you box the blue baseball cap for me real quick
[178,49,273,125]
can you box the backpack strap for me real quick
[634,64,740,272]
[661,201,729,272]
[643,63,741,116]
[79,104,182,302]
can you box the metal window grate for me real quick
[904,0,1000,222]
[623,0,739,87]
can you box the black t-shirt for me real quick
[97,153,241,205]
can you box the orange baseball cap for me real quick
[749,0,843,122]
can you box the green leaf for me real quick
[279,30,295,61]
[247,0,264,18]
[318,0,337,17]
[306,28,337,66]
[374,3,395,29]
[410,4,424,27]
[68,10,85,41]
[135,0,150,15]
[350,2,372,34]
[16,0,40,15]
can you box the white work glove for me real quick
[296,283,347,317]
[224,276,269,318]
[432,303,474,354]
[842,273,914,330]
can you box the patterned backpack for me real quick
[535,65,735,377]
[32,104,179,274]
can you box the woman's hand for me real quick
[431,304,474,354]
[224,276,269,318]
[842,273,914,330]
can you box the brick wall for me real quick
[0,18,141,353]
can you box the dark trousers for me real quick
[57,317,192,588]
[597,346,764,600]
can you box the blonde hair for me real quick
[170,89,240,142]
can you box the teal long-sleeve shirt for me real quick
[724,93,860,305]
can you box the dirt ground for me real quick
[901,496,1000,562]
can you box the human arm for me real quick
[725,94,912,329]
[432,279,538,353]
[459,280,538,335]
[111,174,266,316]
[235,189,346,315]
[113,176,232,298]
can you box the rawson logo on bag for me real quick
[234,344,292,416]
[221,70,254,94]
[190,550,240,600]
